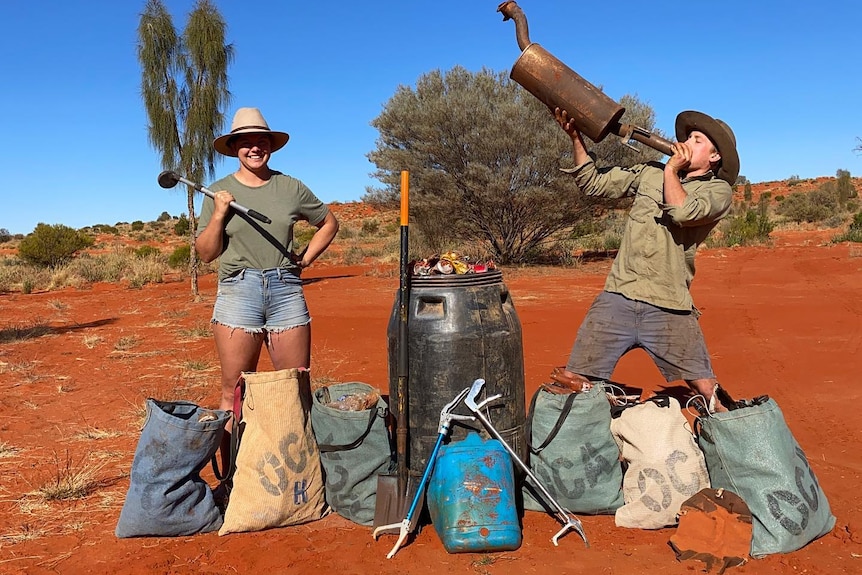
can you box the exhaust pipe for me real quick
[497,1,674,156]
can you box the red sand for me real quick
[1,233,860,574]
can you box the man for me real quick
[553,107,739,412]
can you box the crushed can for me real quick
[427,432,522,553]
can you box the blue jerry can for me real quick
[427,432,522,553]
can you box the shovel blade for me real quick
[373,473,422,535]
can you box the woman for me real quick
[196,107,339,476]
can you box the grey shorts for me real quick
[567,291,715,382]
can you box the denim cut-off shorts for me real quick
[567,291,715,382]
[212,268,310,334]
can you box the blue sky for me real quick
[3,1,860,234]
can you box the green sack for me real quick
[523,383,623,515]
[696,396,835,558]
[311,382,390,525]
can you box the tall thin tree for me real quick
[137,0,233,296]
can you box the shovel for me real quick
[373,170,416,532]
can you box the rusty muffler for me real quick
[498,1,673,156]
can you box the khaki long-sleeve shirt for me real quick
[563,160,732,311]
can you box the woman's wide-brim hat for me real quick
[213,107,289,157]
[675,111,739,185]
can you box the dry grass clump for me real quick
[35,451,108,502]
[82,334,103,349]
[0,441,21,458]
[73,425,121,441]
[113,336,140,351]
[177,322,211,340]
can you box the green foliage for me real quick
[135,245,161,258]
[721,205,775,246]
[168,244,191,269]
[787,175,801,187]
[364,66,656,264]
[293,222,316,246]
[0,228,11,243]
[138,0,233,295]
[173,214,189,236]
[360,218,380,236]
[157,211,172,222]
[131,220,145,231]
[92,224,119,235]
[776,183,842,223]
[832,210,862,243]
[18,224,94,269]
[836,169,856,205]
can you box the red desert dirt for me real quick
[1,229,861,574]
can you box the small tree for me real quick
[18,224,94,268]
[836,169,855,206]
[743,181,752,202]
[0,228,11,243]
[138,0,233,296]
[366,66,661,263]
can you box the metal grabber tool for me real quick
[372,387,475,559]
[465,378,589,547]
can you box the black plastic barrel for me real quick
[387,270,526,474]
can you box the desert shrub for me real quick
[131,220,145,231]
[4,264,52,293]
[787,175,802,187]
[92,224,119,235]
[18,224,94,268]
[135,245,160,259]
[293,223,316,246]
[128,256,166,288]
[97,249,134,282]
[174,214,189,236]
[48,266,89,290]
[338,226,357,240]
[157,211,172,222]
[832,211,862,243]
[0,228,11,243]
[342,244,366,265]
[169,244,191,269]
[776,186,838,223]
[743,182,752,202]
[720,208,774,246]
[360,218,380,236]
[69,254,109,283]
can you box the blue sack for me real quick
[523,383,623,515]
[115,399,229,538]
[696,396,835,557]
[311,382,390,525]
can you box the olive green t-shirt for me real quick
[562,160,732,311]
[197,172,330,281]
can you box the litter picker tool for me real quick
[157,170,272,224]
[464,378,589,547]
[372,387,474,558]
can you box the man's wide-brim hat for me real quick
[675,111,739,185]
[213,107,289,157]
